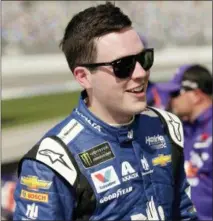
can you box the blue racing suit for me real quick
[13,91,197,220]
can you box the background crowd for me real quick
[2,1,212,55]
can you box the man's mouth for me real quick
[126,84,145,94]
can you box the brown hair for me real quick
[59,2,132,72]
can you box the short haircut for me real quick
[59,2,132,72]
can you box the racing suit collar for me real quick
[74,90,136,144]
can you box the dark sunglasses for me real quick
[171,87,195,98]
[171,90,181,98]
[77,48,154,79]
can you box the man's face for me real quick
[87,28,149,119]
[170,90,194,119]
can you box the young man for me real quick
[157,64,212,220]
[13,3,197,220]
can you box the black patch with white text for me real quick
[79,142,115,168]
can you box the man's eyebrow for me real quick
[112,48,144,61]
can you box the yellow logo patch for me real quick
[152,154,171,166]
[20,176,52,191]
[20,190,48,203]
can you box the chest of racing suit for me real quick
[14,95,197,220]
[183,106,212,220]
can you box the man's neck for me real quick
[87,101,133,126]
[189,100,212,123]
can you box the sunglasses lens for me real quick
[112,49,154,79]
[113,56,136,79]
[171,91,180,98]
[138,49,154,71]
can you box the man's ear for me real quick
[73,67,92,89]
[190,89,203,104]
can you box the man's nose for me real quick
[131,61,149,79]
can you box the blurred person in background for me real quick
[139,34,170,109]
[146,80,170,109]
[1,163,18,221]
[13,2,197,220]
[1,175,16,220]
[157,64,213,220]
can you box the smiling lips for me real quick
[127,84,145,93]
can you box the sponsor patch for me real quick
[141,156,153,176]
[127,130,133,139]
[75,108,101,132]
[152,154,171,166]
[25,203,38,219]
[91,166,120,193]
[194,136,212,149]
[20,176,52,191]
[20,190,48,203]
[145,135,166,149]
[121,161,139,182]
[141,156,150,171]
[79,142,115,168]
[57,119,84,145]
[100,186,132,204]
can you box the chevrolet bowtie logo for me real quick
[152,154,171,166]
[21,176,52,191]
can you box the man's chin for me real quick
[131,101,147,115]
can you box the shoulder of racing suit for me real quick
[18,117,85,187]
[18,134,96,220]
[142,107,184,181]
[142,106,184,149]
